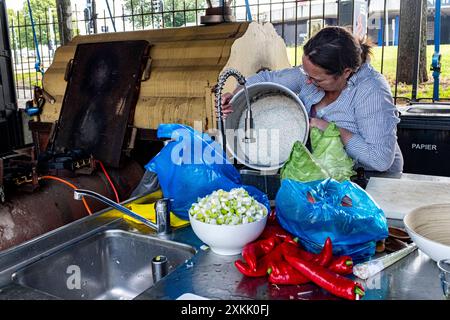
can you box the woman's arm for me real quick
[344,88,400,172]
[219,67,307,118]
[309,118,354,145]
[245,67,305,94]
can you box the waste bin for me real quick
[397,104,450,176]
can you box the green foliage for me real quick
[8,0,58,50]
[123,0,203,29]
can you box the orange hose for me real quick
[95,160,120,203]
[40,175,92,215]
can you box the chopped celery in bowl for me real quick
[188,188,267,225]
[188,188,268,255]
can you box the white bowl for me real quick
[189,205,268,256]
[403,203,450,262]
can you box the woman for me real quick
[220,26,403,173]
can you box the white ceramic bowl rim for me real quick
[403,203,450,248]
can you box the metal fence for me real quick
[6,0,449,107]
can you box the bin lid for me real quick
[398,104,450,117]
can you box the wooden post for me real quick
[92,0,98,34]
[56,0,73,45]
[397,0,428,85]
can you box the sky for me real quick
[4,1,132,17]
[4,1,123,12]
[5,0,23,11]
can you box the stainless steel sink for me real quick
[12,229,196,300]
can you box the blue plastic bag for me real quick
[276,178,388,260]
[145,124,270,220]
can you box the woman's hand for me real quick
[309,117,330,131]
[309,118,354,145]
[215,92,234,119]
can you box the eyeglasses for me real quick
[299,67,329,86]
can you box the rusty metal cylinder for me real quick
[0,160,144,251]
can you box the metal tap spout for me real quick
[74,189,171,236]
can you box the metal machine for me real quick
[0,36,153,250]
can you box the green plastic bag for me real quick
[280,141,329,182]
[311,123,356,182]
[281,123,355,182]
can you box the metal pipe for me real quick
[411,0,424,102]
[242,84,255,143]
[381,0,387,75]
[432,0,442,101]
[74,189,170,236]
[105,0,117,32]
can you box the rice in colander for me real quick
[237,95,307,168]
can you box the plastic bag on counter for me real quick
[280,141,329,182]
[310,123,356,182]
[280,123,355,183]
[275,178,388,260]
[145,124,270,220]
[130,170,160,198]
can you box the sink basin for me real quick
[12,229,196,300]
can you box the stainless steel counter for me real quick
[0,176,446,300]
[133,229,444,300]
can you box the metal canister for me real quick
[154,198,171,235]
[151,255,168,283]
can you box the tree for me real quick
[124,0,203,29]
[8,0,59,50]
[397,0,428,84]
[56,0,73,45]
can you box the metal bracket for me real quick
[0,158,4,203]
[41,88,56,104]
[0,185,5,203]
[124,126,138,157]
[64,59,74,81]
[142,57,152,81]
[0,49,10,58]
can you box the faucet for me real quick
[215,68,255,152]
[74,189,171,236]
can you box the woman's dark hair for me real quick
[303,26,373,76]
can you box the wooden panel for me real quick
[41,22,291,131]
[134,96,207,129]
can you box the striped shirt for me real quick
[245,63,404,173]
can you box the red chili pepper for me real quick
[341,195,353,207]
[285,255,365,300]
[306,192,316,203]
[241,237,277,271]
[267,259,309,285]
[281,238,332,267]
[267,208,277,224]
[266,242,309,285]
[328,256,353,275]
[280,241,314,261]
[235,243,283,277]
[234,259,267,277]
[315,237,333,267]
[259,224,294,243]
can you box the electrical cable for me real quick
[95,160,120,203]
[40,175,93,215]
